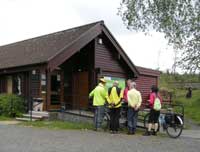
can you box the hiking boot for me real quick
[96,128,104,132]
[152,131,157,136]
[113,131,119,134]
[110,130,114,134]
[127,131,135,135]
[143,131,151,136]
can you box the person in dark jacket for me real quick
[186,87,192,98]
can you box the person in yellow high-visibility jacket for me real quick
[89,78,108,131]
[107,81,124,133]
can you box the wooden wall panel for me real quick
[0,76,7,93]
[94,37,133,80]
[22,72,29,97]
[30,70,40,98]
[135,75,157,105]
[95,39,125,74]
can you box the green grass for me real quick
[174,90,200,125]
[20,120,94,130]
[0,115,13,121]
[158,73,200,125]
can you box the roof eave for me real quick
[0,62,47,75]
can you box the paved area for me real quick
[181,130,200,139]
[0,124,200,152]
[0,120,20,125]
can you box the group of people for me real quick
[89,78,162,136]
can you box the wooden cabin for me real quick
[135,66,160,105]
[0,21,160,111]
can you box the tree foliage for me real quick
[118,0,200,72]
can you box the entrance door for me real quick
[72,71,89,109]
[49,71,64,109]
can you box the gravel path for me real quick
[0,124,199,152]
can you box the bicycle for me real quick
[144,106,184,138]
[101,106,110,130]
[101,102,128,130]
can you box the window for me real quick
[13,75,22,95]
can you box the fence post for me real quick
[10,97,13,117]
[29,97,33,121]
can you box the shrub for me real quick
[0,94,25,117]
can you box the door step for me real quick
[16,117,37,122]
[22,114,43,119]
[28,111,49,118]
[16,111,49,122]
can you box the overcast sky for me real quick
[0,0,176,72]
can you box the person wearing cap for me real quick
[127,82,142,134]
[107,81,123,133]
[89,78,108,131]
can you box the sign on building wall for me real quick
[104,76,125,90]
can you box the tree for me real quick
[118,0,200,72]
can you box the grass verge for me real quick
[19,120,167,137]
[0,116,13,121]
[20,120,94,130]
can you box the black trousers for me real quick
[110,108,120,131]
[148,109,160,123]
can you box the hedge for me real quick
[0,94,25,117]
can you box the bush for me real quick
[0,94,25,117]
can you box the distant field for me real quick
[159,73,200,124]
[173,89,200,125]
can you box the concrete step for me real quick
[22,114,43,119]
[16,117,38,122]
[28,111,49,117]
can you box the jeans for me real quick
[127,107,139,133]
[109,108,120,131]
[94,106,105,129]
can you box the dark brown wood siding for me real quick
[101,71,126,78]
[95,37,131,79]
[21,72,30,97]
[135,75,157,105]
[0,76,7,93]
[95,38,124,73]
[30,70,40,98]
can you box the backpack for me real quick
[153,97,161,111]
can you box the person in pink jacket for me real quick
[143,85,162,136]
[123,79,132,103]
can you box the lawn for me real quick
[0,115,13,121]
[174,89,200,125]
[20,120,94,130]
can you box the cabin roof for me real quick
[0,22,98,70]
[0,21,139,75]
[136,66,160,77]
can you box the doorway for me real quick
[72,71,89,109]
[49,71,64,109]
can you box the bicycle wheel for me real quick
[144,113,160,131]
[166,115,183,138]
[119,108,127,128]
[102,113,110,130]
